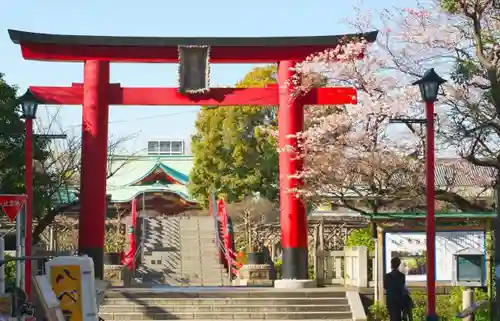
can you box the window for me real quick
[148,141,159,154]
[457,255,483,281]
[148,140,185,155]
[160,141,171,153]
[171,141,183,153]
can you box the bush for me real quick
[236,251,247,265]
[369,287,490,321]
[4,255,16,292]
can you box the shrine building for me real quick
[55,139,199,217]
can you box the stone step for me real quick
[163,267,227,271]
[99,311,352,320]
[147,262,220,266]
[163,274,227,280]
[180,236,215,239]
[178,256,219,260]
[162,280,228,286]
[178,231,214,235]
[100,304,350,313]
[162,272,228,278]
[105,291,347,299]
[167,266,224,271]
[102,298,348,306]
[163,279,229,287]
[99,318,353,321]
[166,267,228,272]
[181,236,215,238]
[163,268,226,273]
[163,274,228,279]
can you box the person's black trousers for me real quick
[387,307,403,321]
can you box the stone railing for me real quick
[314,246,375,287]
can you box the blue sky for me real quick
[0,0,417,153]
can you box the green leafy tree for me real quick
[0,74,51,217]
[0,73,133,248]
[345,228,375,252]
[190,65,278,207]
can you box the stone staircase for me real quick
[140,215,230,286]
[99,288,354,320]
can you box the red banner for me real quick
[0,194,26,221]
[122,198,137,270]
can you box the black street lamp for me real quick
[16,88,42,300]
[412,68,447,103]
[17,89,40,119]
[413,68,446,321]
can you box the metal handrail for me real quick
[215,237,241,275]
[212,196,242,282]
[456,300,492,319]
[128,235,145,281]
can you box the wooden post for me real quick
[319,220,325,251]
[485,218,493,319]
[313,222,319,280]
[462,288,474,321]
[316,220,325,284]
[377,227,385,305]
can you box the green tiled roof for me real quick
[109,183,194,202]
[107,154,194,203]
[52,155,195,205]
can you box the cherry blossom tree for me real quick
[290,0,498,214]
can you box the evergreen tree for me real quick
[190,65,278,207]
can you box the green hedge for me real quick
[369,287,490,321]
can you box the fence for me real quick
[314,246,375,287]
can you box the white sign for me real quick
[384,231,485,282]
[45,256,98,321]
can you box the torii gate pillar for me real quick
[277,60,308,280]
[79,60,110,279]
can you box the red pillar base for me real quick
[281,247,308,279]
[78,60,110,279]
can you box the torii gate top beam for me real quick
[8,29,378,63]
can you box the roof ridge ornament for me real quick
[177,45,211,94]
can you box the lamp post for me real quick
[17,89,39,300]
[412,68,446,321]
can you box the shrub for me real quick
[236,251,247,265]
[368,288,490,321]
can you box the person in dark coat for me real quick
[384,257,406,321]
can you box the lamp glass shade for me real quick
[419,82,440,102]
[20,100,38,119]
[413,68,446,103]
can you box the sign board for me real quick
[0,194,26,221]
[33,275,65,321]
[384,231,485,282]
[452,248,485,286]
[45,256,97,321]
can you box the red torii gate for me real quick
[9,29,377,284]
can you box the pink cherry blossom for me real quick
[285,0,498,211]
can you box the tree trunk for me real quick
[32,200,79,245]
